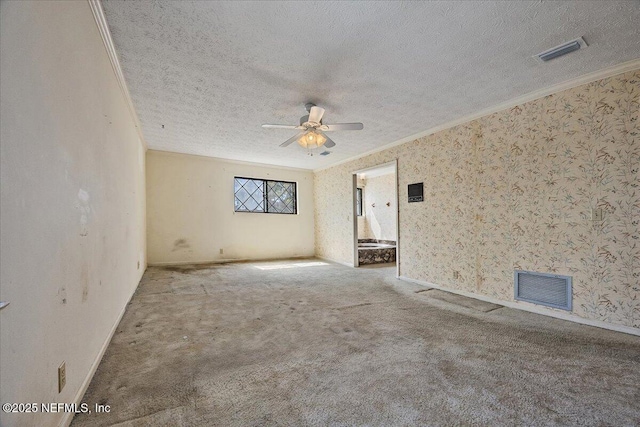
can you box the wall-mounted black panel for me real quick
[408,183,423,202]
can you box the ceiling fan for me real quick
[262,103,363,151]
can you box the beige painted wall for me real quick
[147,150,314,264]
[360,174,397,241]
[315,69,640,331]
[0,2,146,427]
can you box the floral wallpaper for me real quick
[314,69,639,329]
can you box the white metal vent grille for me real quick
[514,271,572,311]
[535,37,587,63]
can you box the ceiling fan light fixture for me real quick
[297,130,326,149]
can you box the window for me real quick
[234,177,297,214]
[356,187,363,216]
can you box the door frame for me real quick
[351,159,399,278]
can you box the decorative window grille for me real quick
[234,177,296,214]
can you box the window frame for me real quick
[233,176,297,215]
[356,187,363,216]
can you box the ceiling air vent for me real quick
[535,37,587,62]
[320,151,331,156]
[514,271,572,311]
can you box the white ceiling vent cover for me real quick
[535,37,587,62]
[514,271,572,311]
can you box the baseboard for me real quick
[398,276,640,337]
[59,268,144,427]
[147,255,315,267]
[316,255,355,268]
[148,258,252,266]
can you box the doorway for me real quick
[352,160,399,277]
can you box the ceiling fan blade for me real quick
[308,106,325,124]
[319,123,364,131]
[280,132,305,147]
[262,124,303,130]
[321,132,336,148]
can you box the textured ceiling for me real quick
[102,1,640,170]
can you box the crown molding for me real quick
[88,0,147,150]
[314,58,640,173]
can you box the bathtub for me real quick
[358,239,396,265]
[359,242,395,249]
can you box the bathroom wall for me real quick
[315,69,640,330]
[360,173,397,241]
[357,177,367,239]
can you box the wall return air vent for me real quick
[514,271,572,311]
[535,37,587,62]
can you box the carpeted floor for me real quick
[72,259,640,426]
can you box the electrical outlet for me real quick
[58,362,66,393]
[453,271,460,279]
[591,208,603,221]
[219,248,224,255]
